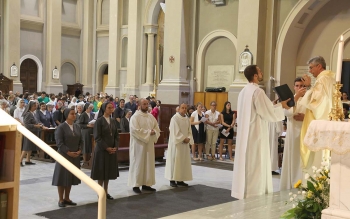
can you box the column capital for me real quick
[143,24,158,34]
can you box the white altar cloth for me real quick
[304,120,350,219]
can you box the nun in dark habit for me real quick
[77,103,95,167]
[52,108,82,207]
[21,100,46,166]
[91,102,119,200]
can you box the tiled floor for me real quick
[19,160,293,219]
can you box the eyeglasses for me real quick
[308,64,319,70]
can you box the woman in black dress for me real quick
[52,108,82,207]
[190,102,206,161]
[91,102,119,200]
[218,101,236,161]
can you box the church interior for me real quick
[1,0,350,218]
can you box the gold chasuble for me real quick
[299,70,334,168]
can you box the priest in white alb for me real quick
[165,103,194,187]
[128,98,160,194]
[299,56,334,178]
[280,77,306,190]
[232,65,290,199]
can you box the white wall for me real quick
[62,0,77,23]
[21,0,39,17]
[101,0,110,25]
[61,62,76,92]
[61,35,80,71]
[296,0,350,68]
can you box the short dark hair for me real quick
[244,65,258,82]
[294,77,303,84]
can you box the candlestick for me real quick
[154,65,156,81]
[336,35,344,82]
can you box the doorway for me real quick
[20,59,38,93]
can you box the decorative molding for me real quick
[20,15,44,31]
[144,24,158,34]
[97,25,109,37]
[62,22,81,36]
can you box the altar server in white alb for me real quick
[128,98,160,194]
[165,103,194,187]
[231,65,290,199]
[280,77,306,190]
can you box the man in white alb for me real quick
[280,77,306,190]
[231,65,290,199]
[128,98,160,194]
[165,103,194,187]
[205,101,221,160]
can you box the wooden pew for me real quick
[118,131,168,163]
[32,128,57,162]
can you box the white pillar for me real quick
[45,0,63,94]
[126,0,142,95]
[157,0,190,104]
[2,0,22,92]
[145,33,155,85]
[105,0,121,96]
[229,0,266,110]
[81,0,94,95]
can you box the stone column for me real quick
[157,0,190,104]
[81,0,94,95]
[145,33,155,85]
[125,0,142,95]
[2,0,22,92]
[105,0,121,96]
[45,0,63,94]
[229,0,267,110]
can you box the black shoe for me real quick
[133,187,142,194]
[58,201,66,207]
[63,200,77,206]
[20,162,24,167]
[142,185,156,192]
[25,161,36,165]
[106,194,114,200]
[177,181,189,187]
[170,181,177,187]
[272,171,280,175]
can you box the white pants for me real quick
[206,129,219,155]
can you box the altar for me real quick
[304,120,350,219]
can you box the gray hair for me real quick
[307,56,326,69]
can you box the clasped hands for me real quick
[67,150,81,158]
[293,113,305,121]
[106,147,117,154]
[182,137,190,144]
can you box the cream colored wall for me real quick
[61,62,76,92]
[197,1,238,41]
[21,0,39,17]
[276,0,299,33]
[197,0,239,91]
[296,0,350,69]
[62,0,77,23]
[204,38,236,88]
[20,29,43,62]
[61,35,80,86]
[101,0,109,25]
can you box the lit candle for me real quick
[336,35,344,82]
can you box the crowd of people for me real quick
[0,55,343,206]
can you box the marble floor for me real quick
[18,159,294,219]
